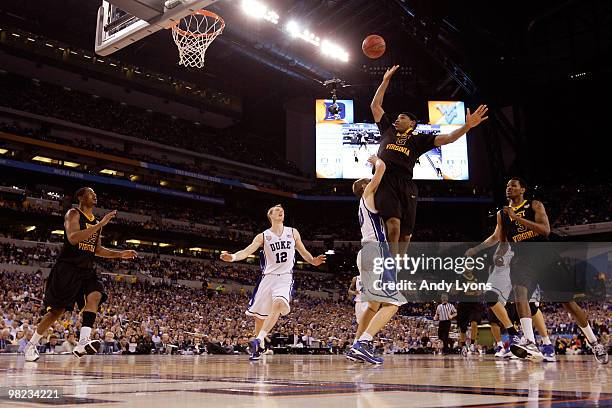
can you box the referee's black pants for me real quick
[438,320,452,353]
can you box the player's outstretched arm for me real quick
[292,229,326,267]
[363,156,386,198]
[434,105,488,147]
[95,234,138,259]
[220,234,264,262]
[465,223,500,257]
[370,65,398,122]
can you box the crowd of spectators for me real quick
[0,121,298,191]
[0,243,57,266]
[0,74,303,176]
[0,269,442,356]
[1,267,609,358]
[95,255,351,293]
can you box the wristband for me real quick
[230,254,236,262]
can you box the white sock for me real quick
[520,318,535,343]
[256,330,267,343]
[31,331,43,345]
[579,324,597,344]
[358,332,373,342]
[497,341,504,348]
[542,336,551,345]
[79,327,92,343]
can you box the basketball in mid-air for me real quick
[362,34,386,59]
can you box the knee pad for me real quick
[529,302,539,317]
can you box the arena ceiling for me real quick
[1,0,608,107]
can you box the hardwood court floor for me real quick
[1,354,610,407]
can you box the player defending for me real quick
[370,65,488,254]
[349,155,405,364]
[220,205,326,361]
[24,187,137,362]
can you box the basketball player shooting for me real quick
[24,187,137,362]
[220,205,326,361]
[370,65,488,254]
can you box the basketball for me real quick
[362,34,386,59]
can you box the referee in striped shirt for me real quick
[434,294,456,354]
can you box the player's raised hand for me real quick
[310,254,326,266]
[383,65,399,81]
[120,250,138,259]
[100,210,117,226]
[367,155,380,166]
[220,252,234,262]
[466,105,488,129]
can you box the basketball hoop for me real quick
[170,9,224,68]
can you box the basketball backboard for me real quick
[95,0,218,56]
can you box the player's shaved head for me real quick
[352,178,370,197]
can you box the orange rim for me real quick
[170,9,225,38]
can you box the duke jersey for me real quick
[261,226,295,275]
[57,208,100,270]
[358,197,386,244]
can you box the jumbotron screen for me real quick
[315,100,469,180]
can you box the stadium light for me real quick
[285,21,320,46]
[321,40,349,62]
[286,21,300,37]
[241,0,278,24]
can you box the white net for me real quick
[171,10,224,68]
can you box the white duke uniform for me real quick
[487,245,541,304]
[356,196,386,271]
[246,226,295,318]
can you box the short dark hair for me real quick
[75,187,91,202]
[508,177,527,190]
[400,112,418,123]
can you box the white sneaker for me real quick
[24,341,40,362]
[588,341,609,365]
[514,338,543,361]
[72,338,100,358]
